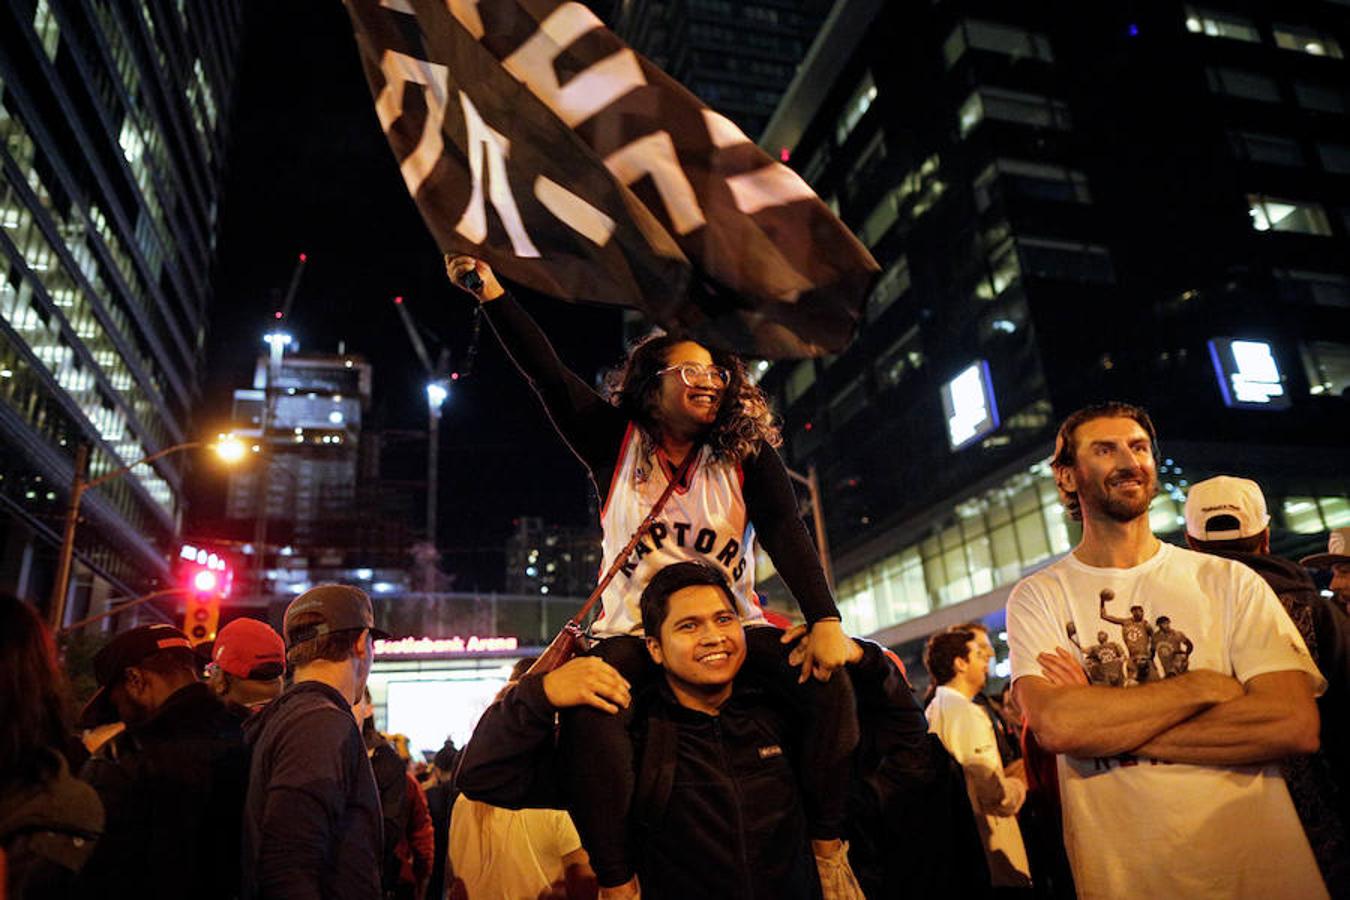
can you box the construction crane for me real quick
[251,252,309,596]
[393,295,453,546]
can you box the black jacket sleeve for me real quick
[454,674,565,810]
[482,293,628,490]
[848,641,932,776]
[741,443,841,624]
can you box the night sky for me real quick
[193,1,625,589]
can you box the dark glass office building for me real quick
[756,0,1350,658]
[0,2,242,621]
[613,0,831,138]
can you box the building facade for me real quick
[612,0,832,138]
[227,350,372,547]
[504,515,603,599]
[756,0,1350,658]
[0,1,242,621]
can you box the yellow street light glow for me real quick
[213,434,247,464]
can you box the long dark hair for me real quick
[604,333,780,462]
[0,595,69,787]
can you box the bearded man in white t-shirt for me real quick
[1006,402,1328,900]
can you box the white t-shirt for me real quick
[1007,542,1327,900]
[926,685,1031,887]
[596,424,763,636]
[448,794,582,900]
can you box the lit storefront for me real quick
[367,634,541,760]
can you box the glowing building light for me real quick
[942,360,1000,450]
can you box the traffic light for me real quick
[179,544,232,645]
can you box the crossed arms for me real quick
[1016,647,1320,765]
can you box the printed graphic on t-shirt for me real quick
[1065,588,1197,688]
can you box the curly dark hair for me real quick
[0,595,69,788]
[604,333,780,463]
[1050,401,1159,522]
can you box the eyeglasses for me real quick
[657,362,731,388]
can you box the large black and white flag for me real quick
[345,0,879,357]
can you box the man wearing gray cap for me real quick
[241,584,390,900]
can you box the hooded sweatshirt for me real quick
[241,680,382,900]
[0,752,103,897]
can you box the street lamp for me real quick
[425,378,450,545]
[48,434,246,630]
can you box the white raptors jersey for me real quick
[595,425,764,637]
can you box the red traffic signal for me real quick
[178,544,233,644]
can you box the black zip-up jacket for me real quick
[456,641,924,898]
[241,681,382,900]
[77,682,247,900]
[1210,548,1350,893]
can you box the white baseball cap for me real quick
[1184,476,1270,541]
[1301,528,1350,569]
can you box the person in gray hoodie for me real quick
[241,584,387,900]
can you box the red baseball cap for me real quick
[211,618,286,680]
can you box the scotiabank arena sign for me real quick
[373,635,520,657]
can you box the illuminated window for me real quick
[875,326,924,389]
[943,19,1054,68]
[1227,131,1305,167]
[1247,194,1332,235]
[975,235,1022,300]
[858,191,900,248]
[835,72,877,145]
[1207,337,1291,409]
[1301,341,1350,397]
[1274,25,1344,58]
[33,0,60,60]
[959,87,1071,137]
[1206,67,1280,103]
[942,360,1000,451]
[1184,7,1260,42]
[1284,497,1327,533]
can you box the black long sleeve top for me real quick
[482,294,841,624]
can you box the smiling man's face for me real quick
[646,584,746,711]
[1063,416,1158,524]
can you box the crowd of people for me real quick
[0,255,1345,899]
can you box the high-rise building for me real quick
[227,349,371,548]
[613,0,832,138]
[504,516,602,598]
[0,2,242,619]
[756,1,1350,661]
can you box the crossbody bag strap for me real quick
[569,441,702,627]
